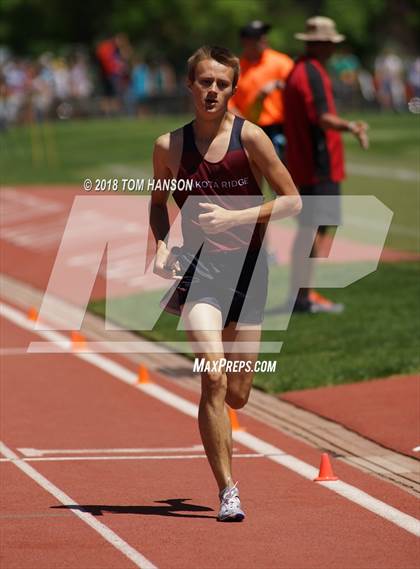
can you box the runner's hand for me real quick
[198,203,236,234]
[153,244,181,280]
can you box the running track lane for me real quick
[1,306,419,569]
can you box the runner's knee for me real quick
[226,392,249,409]
[202,368,227,398]
[226,381,250,409]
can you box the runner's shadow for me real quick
[52,498,216,519]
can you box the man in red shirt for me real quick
[96,34,132,114]
[284,16,369,313]
[229,21,294,158]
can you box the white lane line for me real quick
[347,162,418,182]
[0,442,157,569]
[234,431,420,537]
[0,453,264,463]
[27,340,283,354]
[1,301,419,538]
[18,445,205,457]
[346,214,419,238]
[0,189,65,225]
[0,347,33,356]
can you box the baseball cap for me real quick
[239,20,271,38]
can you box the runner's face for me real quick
[189,59,235,116]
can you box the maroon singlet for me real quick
[173,116,264,253]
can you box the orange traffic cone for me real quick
[137,364,150,384]
[27,307,38,321]
[228,407,243,431]
[314,452,339,481]
[71,331,86,351]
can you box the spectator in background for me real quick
[229,20,294,159]
[2,58,29,123]
[1,50,96,124]
[69,52,94,101]
[357,68,377,107]
[375,49,406,112]
[0,48,7,128]
[30,59,55,121]
[149,57,177,96]
[329,47,361,108]
[407,57,420,98]
[128,54,151,115]
[96,33,132,115]
[51,57,71,103]
[284,16,369,313]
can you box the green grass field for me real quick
[2,112,419,392]
[1,112,418,251]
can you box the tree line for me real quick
[1,0,419,69]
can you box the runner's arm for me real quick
[198,125,301,234]
[150,135,180,279]
[150,135,171,243]
[240,124,302,222]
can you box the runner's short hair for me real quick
[187,46,240,89]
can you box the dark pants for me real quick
[298,180,342,234]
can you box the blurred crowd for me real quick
[94,34,177,117]
[0,34,178,127]
[329,48,420,112]
[0,50,94,125]
[0,34,419,127]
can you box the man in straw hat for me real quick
[284,16,369,313]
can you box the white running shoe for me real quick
[217,482,245,522]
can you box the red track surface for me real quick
[282,375,420,458]
[1,306,419,569]
[1,185,419,567]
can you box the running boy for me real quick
[150,46,301,521]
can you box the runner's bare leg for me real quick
[182,302,234,492]
[222,322,261,409]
